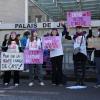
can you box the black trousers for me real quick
[3,71,19,84]
[73,53,87,84]
[51,55,63,85]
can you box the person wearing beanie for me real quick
[26,29,45,87]
[2,32,22,87]
[47,22,67,86]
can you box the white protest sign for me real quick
[1,52,24,71]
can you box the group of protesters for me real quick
[1,21,100,88]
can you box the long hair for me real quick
[50,28,59,36]
[8,32,19,45]
[30,31,38,42]
[23,31,30,38]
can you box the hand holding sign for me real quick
[42,36,61,50]
[67,11,91,27]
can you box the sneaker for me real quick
[28,82,34,87]
[40,82,45,86]
[15,83,19,87]
[94,84,100,88]
[4,83,8,86]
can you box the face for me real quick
[76,28,82,33]
[10,32,16,40]
[32,31,38,37]
[52,30,58,36]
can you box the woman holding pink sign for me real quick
[49,22,67,86]
[26,29,45,87]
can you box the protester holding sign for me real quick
[65,24,89,86]
[66,11,92,86]
[48,22,67,86]
[86,28,95,65]
[26,29,45,87]
[2,32,22,87]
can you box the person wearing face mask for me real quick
[26,29,45,87]
[2,32,22,87]
[64,24,89,86]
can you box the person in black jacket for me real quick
[63,23,92,86]
[2,34,10,86]
[2,32,22,86]
[2,34,9,52]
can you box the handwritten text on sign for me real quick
[1,52,24,71]
[24,49,43,64]
[67,11,91,27]
[42,36,62,49]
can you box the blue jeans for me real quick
[29,64,43,82]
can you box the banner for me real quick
[24,49,43,64]
[1,52,24,71]
[67,11,91,27]
[42,36,62,50]
[0,22,62,29]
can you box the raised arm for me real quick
[62,25,72,40]
[86,28,93,39]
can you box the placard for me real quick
[94,37,100,49]
[1,52,24,71]
[67,11,91,27]
[87,37,95,48]
[42,36,62,50]
[24,49,43,64]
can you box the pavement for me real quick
[0,79,99,100]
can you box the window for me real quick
[35,15,42,22]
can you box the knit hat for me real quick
[31,28,37,33]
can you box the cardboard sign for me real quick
[67,11,91,27]
[1,52,24,71]
[42,36,62,50]
[87,37,95,48]
[24,49,43,64]
[94,37,100,49]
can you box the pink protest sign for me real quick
[42,36,61,50]
[67,11,91,27]
[24,49,43,64]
